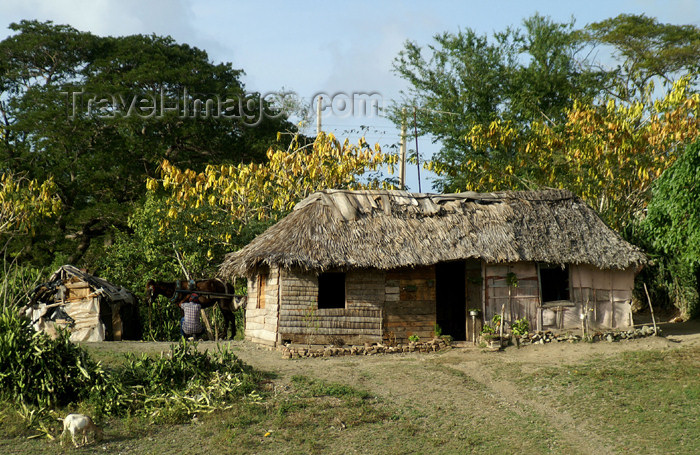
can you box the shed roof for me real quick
[46,265,136,303]
[220,189,647,277]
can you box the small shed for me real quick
[24,265,141,342]
[220,189,647,347]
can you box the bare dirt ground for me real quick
[80,319,700,454]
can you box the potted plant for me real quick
[480,324,501,348]
[480,314,510,348]
[468,308,481,317]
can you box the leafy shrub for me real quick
[631,139,700,319]
[141,295,181,341]
[91,339,261,420]
[408,334,420,343]
[511,318,530,337]
[0,307,107,407]
[0,264,47,310]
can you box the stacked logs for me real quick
[280,338,450,359]
[517,325,660,345]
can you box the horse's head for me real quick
[233,295,247,310]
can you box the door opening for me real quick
[436,260,467,340]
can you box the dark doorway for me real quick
[436,260,467,340]
[539,264,570,302]
[318,272,346,309]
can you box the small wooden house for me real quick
[25,265,141,342]
[219,189,647,347]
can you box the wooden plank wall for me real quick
[484,263,540,331]
[245,267,280,346]
[384,266,436,344]
[276,269,384,345]
[483,262,635,332]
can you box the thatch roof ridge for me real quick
[220,189,646,277]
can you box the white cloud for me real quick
[0,0,195,37]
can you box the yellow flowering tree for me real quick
[0,173,60,237]
[100,132,395,293]
[148,132,393,244]
[429,77,700,229]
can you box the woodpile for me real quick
[516,325,660,345]
[279,337,451,358]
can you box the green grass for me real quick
[515,346,700,454]
[2,344,698,454]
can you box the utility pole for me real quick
[399,108,407,189]
[316,96,322,136]
[413,106,422,193]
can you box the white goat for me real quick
[60,413,103,447]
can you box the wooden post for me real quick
[643,283,658,335]
[499,303,505,340]
[200,308,214,340]
[536,264,543,331]
[316,96,322,136]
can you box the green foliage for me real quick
[0,263,47,310]
[482,314,503,336]
[633,140,700,318]
[392,13,606,193]
[98,192,265,341]
[408,334,420,343]
[511,318,530,337]
[0,307,107,407]
[433,323,442,338]
[585,14,700,100]
[0,19,293,266]
[392,13,700,198]
[92,340,260,420]
[0,275,261,423]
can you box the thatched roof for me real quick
[220,189,646,278]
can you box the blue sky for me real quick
[1,0,699,191]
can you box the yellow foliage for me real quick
[459,76,700,229]
[0,173,61,235]
[147,133,393,243]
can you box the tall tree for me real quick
[393,14,700,195]
[0,20,294,267]
[584,13,700,101]
[99,133,392,293]
[392,14,607,192]
[460,77,700,230]
[633,140,700,319]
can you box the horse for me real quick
[145,278,246,340]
